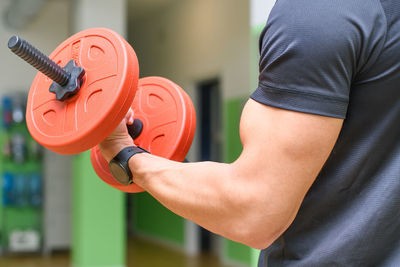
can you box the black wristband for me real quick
[109,146,149,185]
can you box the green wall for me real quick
[222,20,266,267]
[132,192,184,246]
[223,97,254,266]
[224,98,246,164]
[250,24,267,90]
[72,151,126,267]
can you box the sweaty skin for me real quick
[99,99,343,249]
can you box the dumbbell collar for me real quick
[49,60,85,101]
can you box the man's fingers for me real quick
[125,108,134,125]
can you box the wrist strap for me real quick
[114,146,149,163]
[110,146,149,185]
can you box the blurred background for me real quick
[0,0,274,266]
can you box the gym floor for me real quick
[0,236,234,267]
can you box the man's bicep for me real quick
[234,99,343,226]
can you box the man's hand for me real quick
[98,108,135,162]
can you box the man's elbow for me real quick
[227,195,296,250]
[231,219,288,250]
[222,166,298,250]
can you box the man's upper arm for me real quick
[231,99,343,248]
[234,0,384,248]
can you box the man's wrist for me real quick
[128,152,150,184]
[99,138,134,162]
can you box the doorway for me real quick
[197,78,223,255]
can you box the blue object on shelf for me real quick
[2,173,14,206]
[14,174,28,207]
[30,173,42,207]
[2,96,13,129]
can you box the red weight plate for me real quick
[26,28,139,154]
[133,77,196,161]
[91,76,196,193]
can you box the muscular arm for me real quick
[100,99,343,249]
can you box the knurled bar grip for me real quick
[8,35,70,86]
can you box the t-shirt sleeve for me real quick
[251,0,387,119]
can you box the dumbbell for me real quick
[8,28,196,193]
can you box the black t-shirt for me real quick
[251,0,400,266]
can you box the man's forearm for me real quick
[129,153,250,242]
[128,152,296,250]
